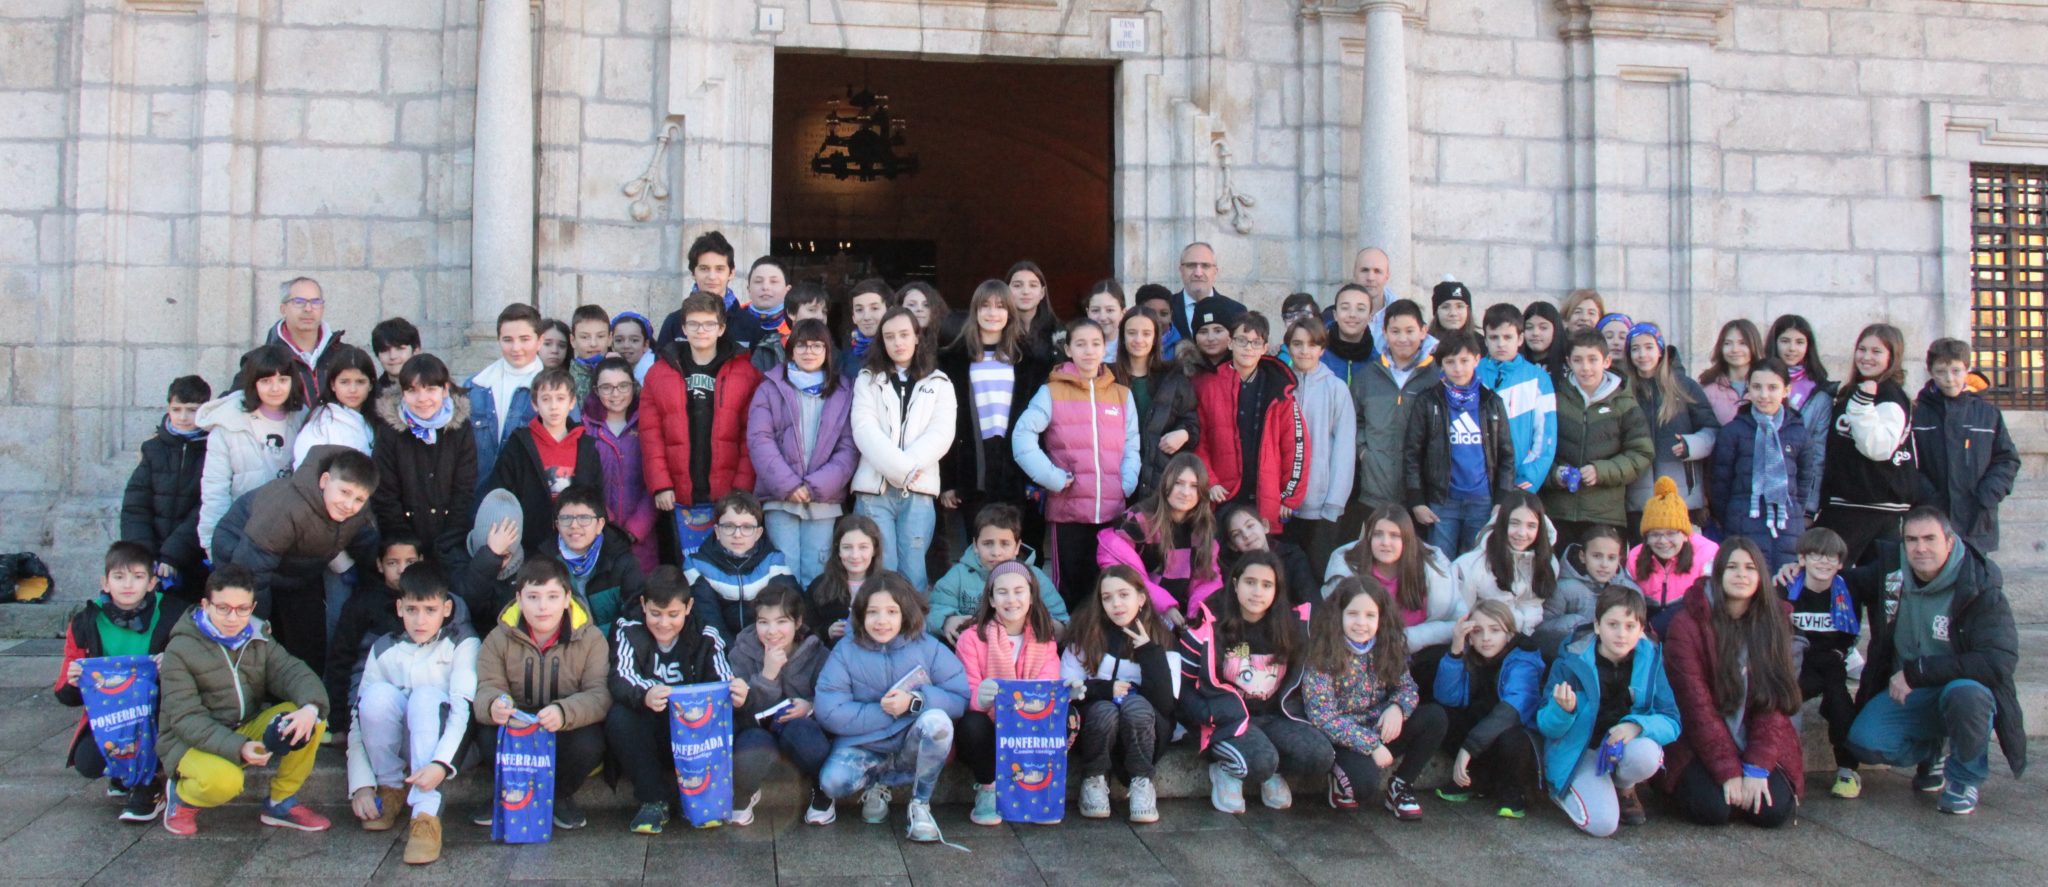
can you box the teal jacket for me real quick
[924,545,1069,634]
[1534,634,1681,801]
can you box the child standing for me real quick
[642,292,766,531]
[197,344,308,561]
[484,367,602,553]
[56,541,191,821]
[122,375,213,601]
[604,567,741,834]
[1710,360,1821,570]
[1659,538,1802,828]
[465,303,546,497]
[952,563,1063,826]
[814,575,971,843]
[728,585,835,825]
[1013,318,1141,602]
[1192,311,1308,527]
[368,316,420,427]
[1625,322,1719,536]
[158,566,331,836]
[1546,330,1654,547]
[567,304,613,399]
[928,503,1068,642]
[1479,304,1557,495]
[611,311,655,383]
[473,559,612,831]
[1535,586,1680,837]
[1815,323,1918,565]
[1061,565,1179,823]
[1282,317,1359,571]
[1699,320,1764,425]
[684,491,800,640]
[584,357,658,573]
[749,319,858,589]
[850,308,958,593]
[1404,330,1518,555]
[292,344,378,467]
[371,354,477,567]
[345,563,480,864]
[1110,305,1200,506]
[1432,601,1544,819]
[1913,338,2020,554]
[1305,576,1449,820]
[939,280,1049,554]
[1180,551,1331,814]
[1777,527,1866,799]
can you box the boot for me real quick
[363,787,407,832]
[403,813,442,865]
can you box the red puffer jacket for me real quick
[641,342,763,504]
[1657,581,1805,799]
[1191,355,1308,527]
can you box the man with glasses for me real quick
[1170,242,1243,344]
[267,277,345,396]
[545,484,645,628]
[1191,311,1308,527]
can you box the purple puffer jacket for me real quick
[747,368,858,505]
[582,392,658,574]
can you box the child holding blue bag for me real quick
[56,541,190,822]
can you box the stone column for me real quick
[472,0,535,323]
[1357,1,1412,293]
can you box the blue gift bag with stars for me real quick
[77,655,159,789]
[492,713,556,844]
[668,682,734,827]
[994,679,1068,824]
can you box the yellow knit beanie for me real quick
[1639,476,1692,536]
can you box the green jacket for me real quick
[156,613,329,771]
[1544,372,1653,527]
[925,546,1069,634]
[1352,352,1439,507]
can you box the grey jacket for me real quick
[1351,353,1439,507]
[1293,362,1358,521]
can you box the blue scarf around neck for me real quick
[787,367,826,396]
[164,417,204,441]
[403,396,456,445]
[559,532,604,579]
[1787,570,1860,636]
[192,607,257,651]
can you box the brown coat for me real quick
[155,613,329,770]
[470,596,611,731]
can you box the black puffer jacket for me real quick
[120,420,210,576]
[1912,383,2020,553]
[937,341,1048,500]
[1402,381,1516,509]
[1131,364,1201,503]
[371,388,478,566]
[482,423,603,553]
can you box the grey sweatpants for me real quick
[1207,715,1336,786]
[1553,738,1662,837]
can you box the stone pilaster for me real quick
[471,0,535,324]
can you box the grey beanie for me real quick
[468,488,526,579]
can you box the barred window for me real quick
[1972,163,2048,409]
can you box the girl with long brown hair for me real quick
[1059,564,1179,823]
[1302,576,1448,819]
[1815,322,1915,565]
[1097,452,1221,628]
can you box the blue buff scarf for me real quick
[192,608,256,651]
[492,712,556,844]
[1786,570,1860,636]
[403,396,456,445]
[668,682,735,827]
[1750,408,1792,534]
[558,532,603,580]
[77,655,160,788]
[848,330,873,365]
[786,367,827,397]
[994,679,1069,824]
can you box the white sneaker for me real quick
[1260,774,1293,810]
[1127,776,1159,824]
[1079,775,1111,819]
[860,785,891,824]
[1209,762,1246,814]
[730,790,760,826]
[804,787,837,826]
[905,800,940,842]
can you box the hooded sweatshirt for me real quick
[1895,542,1964,665]
[1480,354,1558,492]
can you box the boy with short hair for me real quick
[56,541,192,821]
[1912,337,2020,553]
[567,304,613,399]
[642,292,764,517]
[548,483,646,628]
[370,317,421,395]
[1322,283,1376,386]
[927,503,1069,642]
[1192,311,1308,527]
[1354,299,1438,507]
[467,303,546,494]
[159,565,331,836]
[122,375,213,601]
[1544,329,1652,547]
[785,281,829,326]
[346,562,480,864]
[657,230,743,347]
[472,559,612,830]
[327,533,476,739]
[604,567,744,834]
[1404,330,1518,554]
[731,256,792,354]
[1478,303,1557,494]
[1776,527,1865,800]
[685,490,799,640]
[484,367,602,552]
[210,445,381,669]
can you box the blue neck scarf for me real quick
[787,367,826,396]
[574,353,604,370]
[1750,409,1792,533]
[1787,570,1860,636]
[559,532,604,579]
[164,418,204,441]
[403,396,456,445]
[749,304,786,325]
[849,330,873,365]
[1346,636,1376,656]
[1442,373,1481,413]
[192,607,257,651]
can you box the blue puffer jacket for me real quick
[1534,634,1681,801]
[815,630,969,754]
[464,374,536,500]
[1434,646,1544,731]
[1709,403,1820,566]
[1480,355,1557,493]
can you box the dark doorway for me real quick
[772,53,1116,324]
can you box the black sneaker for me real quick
[629,802,669,835]
[1384,777,1423,821]
[1913,759,1947,793]
[471,808,495,827]
[118,786,163,823]
[552,798,587,830]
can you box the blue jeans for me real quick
[1426,497,1492,556]
[766,510,838,590]
[733,716,832,799]
[856,492,936,592]
[1849,679,1997,789]
[817,710,955,803]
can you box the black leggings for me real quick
[1051,521,1109,610]
[1440,706,1537,808]
[1799,648,1859,770]
[1332,703,1448,797]
[954,710,1004,785]
[1668,760,1797,828]
[1814,507,1901,568]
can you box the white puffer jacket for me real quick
[849,367,957,497]
[196,392,304,556]
[343,627,481,793]
[291,403,373,468]
[1322,537,1464,650]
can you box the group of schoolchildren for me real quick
[61,235,2025,863]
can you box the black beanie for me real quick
[1432,280,1472,310]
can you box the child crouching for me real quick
[472,559,612,831]
[56,541,190,822]
[728,585,835,825]
[1535,586,1680,837]
[605,566,740,835]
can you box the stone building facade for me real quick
[3,0,2048,580]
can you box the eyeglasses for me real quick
[684,321,723,333]
[1230,337,1265,350]
[716,522,762,534]
[556,514,600,528]
[285,297,324,309]
[207,602,256,617]
[595,383,634,396]
[791,341,827,351]
[1180,262,1216,271]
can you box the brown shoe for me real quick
[363,787,407,832]
[1617,787,1647,826]
[404,813,442,865]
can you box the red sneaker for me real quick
[260,800,332,832]
[162,782,198,837]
